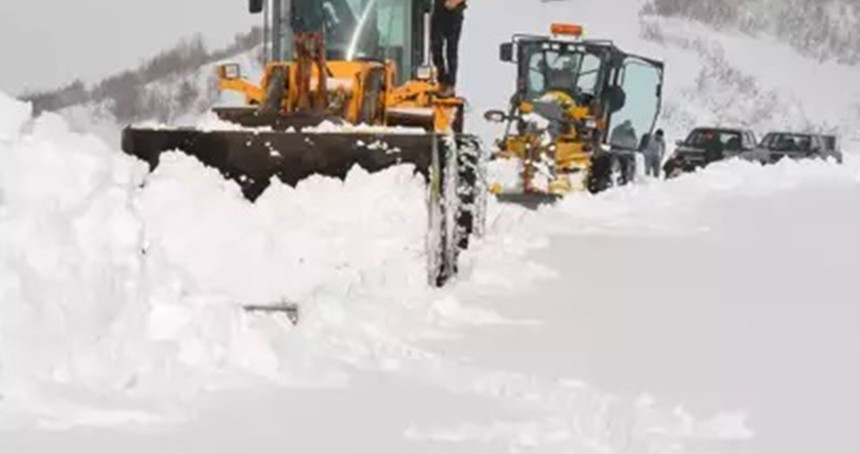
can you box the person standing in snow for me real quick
[609,120,638,185]
[431,0,467,98]
[643,129,666,178]
[703,133,725,165]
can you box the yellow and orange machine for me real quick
[121,0,485,286]
[484,24,665,205]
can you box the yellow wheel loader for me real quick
[483,24,665,206]
[121,0,486,287]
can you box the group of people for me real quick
[610,120,668,180]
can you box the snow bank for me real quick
[0,90,756,453]
[0,91,448,425]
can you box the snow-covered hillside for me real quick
[55,47,264,146]
[1,0,859,453]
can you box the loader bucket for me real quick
[120,126,486,287]
[121,127,439,200]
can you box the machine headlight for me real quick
[218,63,242,80]
[416,65,434,82]
[584,118,598,129]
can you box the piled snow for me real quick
[498,155,860,240]
[303,120,427,135]
[3,0,859,450]
[0,92,437,424]
[0,90,760,454]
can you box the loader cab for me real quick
[500,33,664,151]
[271,0,428,85]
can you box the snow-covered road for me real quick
[439,162,860,454]
[2,146,857,453]
[3,0,860,450]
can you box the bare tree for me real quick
[642,0,860,63]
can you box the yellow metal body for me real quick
[217,60,463,133]
[491,90,601,196]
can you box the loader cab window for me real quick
[322,0,358,55]
[522,42,603,105]
[375,0,413,83]
[607,56,663,151]
[322,0,414,84]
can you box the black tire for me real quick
[455,136,482,250]
[427,136,459,287]
[587,153,614,194]
[427,134,485,287]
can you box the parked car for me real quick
[663,127,764,178]
[759,132,843,164]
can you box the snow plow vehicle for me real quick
[121,0,486,287]
[483,24,664,205]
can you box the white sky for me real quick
[0,0,259,95]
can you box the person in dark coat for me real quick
[703,134,725,165]
[643,129,666,177]
[431,0,467,97]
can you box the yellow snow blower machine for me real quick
[121,0,486,287]
[483,24,664,206]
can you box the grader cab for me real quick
[484,24,665,205]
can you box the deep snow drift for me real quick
[0,88,437,419]
[0,87,759,452]
[3,85,859,453]
[2,0,860,452]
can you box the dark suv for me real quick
[759,132,843,164]
[663,127,763,178]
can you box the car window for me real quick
[686,130,742,150]
[766,133,813,152]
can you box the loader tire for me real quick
[455,136,482,250]
[427,136,460,287]
[426,134,486,287]
[587,153,613,194]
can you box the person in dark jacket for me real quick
[431,0,467,97]
[703,134,725,165]
[643,129,666,177]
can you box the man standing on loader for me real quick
[431,0,467,97]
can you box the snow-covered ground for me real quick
[2,0,859,453]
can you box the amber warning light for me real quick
[551,23,584,37]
